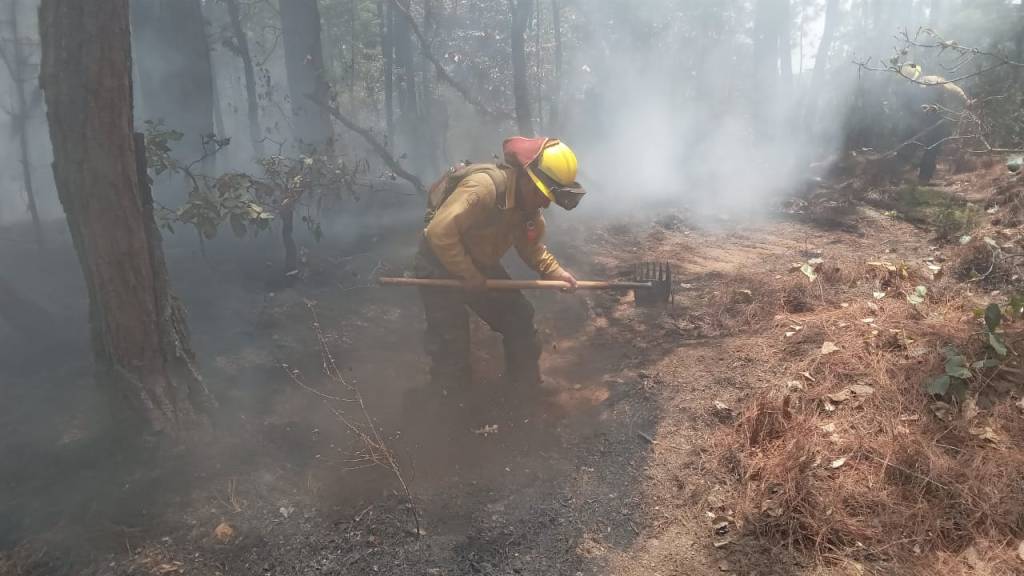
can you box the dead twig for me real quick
[295,302,423,536]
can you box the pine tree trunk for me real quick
[282,207,298,275]
[378,0,395,147]
[805,0,839,129]
[777,0,792,88]
[224,0,264,157]
[7,0,44,247]
[510,0,535,136]
[549,0,562,132]
[130,0,215,160]
[279,0,335,154]
[39,0,211,435]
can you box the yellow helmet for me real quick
[525,140,586,210]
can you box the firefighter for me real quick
[413,137,585,401]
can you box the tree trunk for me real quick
[378,0,395,147]
[804,0,839,129]
[533,0,543,130]
[549,0,562,132]
[4,0,44,246]
[39,0,211,435]
[130,0,215,160]
[510,0,534,136]
[282,207,298,275]
[280,0,335,154]
[393,0,418,120]
[224,0,264,157]
[777,0,792,88]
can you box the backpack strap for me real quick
[424,164,505,225]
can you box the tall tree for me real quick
[777,0,792,88]
[510,0,535,136]
[40,0,210,434]
[0,0,44,246]
[279,0,334,275]
[130,0,216,160]
[805,0,840,129]
[279,0,334,153]
[549,0,562,132]
[223,0,265,157]
[378,0,395,146]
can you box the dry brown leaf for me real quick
[969,425,1001,445]
[827,385,875,404]
[761,499,783,517]
[931,402,953,422]
[963,396,979,422]
[214,521,234,542]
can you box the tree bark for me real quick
[777,0,792,88]
[282,207,298,275]
[510,0,535,136]
[224,0,264,157]
[378,0,395,147]
[279,0,335,154]
[804,0,839,129]
[130,0,215,160]
[549,0,562,132]
[392,0,418,121]
[40,0,210,435]
[2,0,44,246]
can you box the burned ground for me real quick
[2,163,1024,576]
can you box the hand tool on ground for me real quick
[378,261,673,305]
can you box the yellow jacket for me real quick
[424,165,563,285]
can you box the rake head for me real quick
[632,261,673,306]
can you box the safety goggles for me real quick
[528,165,587,211]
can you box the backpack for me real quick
[424,163,504,225]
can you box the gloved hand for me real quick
[547,269,578,292]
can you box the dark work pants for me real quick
[414,240,542,394]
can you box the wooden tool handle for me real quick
[377,277,651,291]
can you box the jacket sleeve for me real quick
[515,213,565,277]
[423,174,491,284]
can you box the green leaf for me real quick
[1008,295,1024,320]
[971,359,1001,369]
[800,263,817,281]
[948,379,969,401]
[945,363,972,379]
[907,285,927,305]
[984,303,1002,332]
[927,374,951,396]
[989,332,1008,357]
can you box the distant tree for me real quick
[0,0,43,246]
[131,0,216,163]
[279,0,335,153]
[40,0,211,435]
[510,0,534,135]
[221,0,265,157]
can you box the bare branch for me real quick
[389,0,514,122]
[309,94,426,193]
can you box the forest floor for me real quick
[1,158,1023,576]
